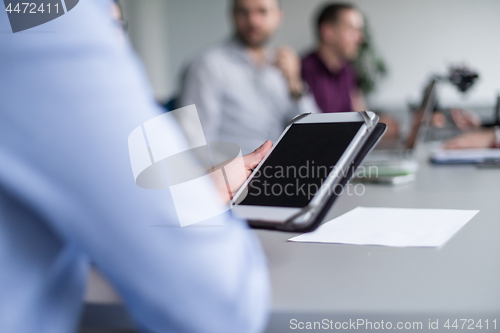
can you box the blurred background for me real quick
[120,0,500,116]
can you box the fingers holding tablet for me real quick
[244,140,274,175]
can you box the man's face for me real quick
[322,9,364,60]
[233,0,282,48]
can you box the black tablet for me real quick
[231,111,384,232]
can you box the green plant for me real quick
[353,18,388,95]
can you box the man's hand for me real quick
[276,46,305,100]
[211,141,273,203]
[443,130,495,150]
[450,108,481,130]
[431,109,481,130]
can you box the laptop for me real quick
[356,80,437,183]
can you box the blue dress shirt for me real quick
[0,1,270,332]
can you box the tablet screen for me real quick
[238,122,363,208]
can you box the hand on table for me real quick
[443,130,495,150]
[431,109,480,130]
[450,108,481,130]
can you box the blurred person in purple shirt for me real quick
[302,3,401,138]
[302,3,482,141]
[301,3,365,114]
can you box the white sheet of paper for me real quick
[289,207,479,247]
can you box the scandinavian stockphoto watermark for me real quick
[3,0,79,33]
[248,163,378,200]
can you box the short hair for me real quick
[316,3,356,40]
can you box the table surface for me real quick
[258,147,500,316]
[85,145,500,329]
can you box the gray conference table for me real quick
[83,145,500,332]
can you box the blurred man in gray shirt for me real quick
[179,0,319,154]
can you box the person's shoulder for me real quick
[301,51,323,80]
[302,50,318,61]
[301,51,320,70]
[301,51,318,63]
[190,42,232,69]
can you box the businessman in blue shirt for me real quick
[0,1,271,332]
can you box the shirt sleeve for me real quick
[297,57,322,118]
[284,88,321,127]
[296,92,322,115]
[178,54,224,144]
[0,1,270,333]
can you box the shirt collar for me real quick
[312,51,349,76]
[226,36,275,67]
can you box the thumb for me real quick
[244,140,273,170]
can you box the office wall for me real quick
[122,0,500,112]
[120,0,170,98]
